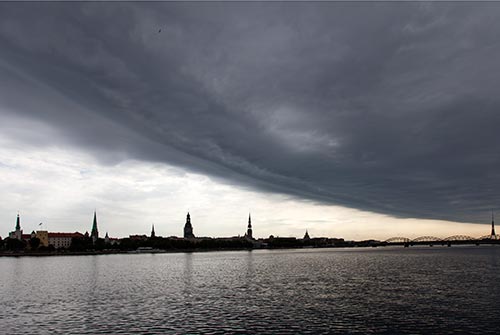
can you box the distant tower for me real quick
[151,224,156,238]
[11,213,23,240]
[16,213,21,231]
[303,230,310,240]
[492,212,497,239]
[246,213,253,239]
[104,232,110,244]
[184,212,195,239]
[91,211,99,244]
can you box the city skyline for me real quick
[1,2,500,239]
[2,207,495,241]
[4,209,498,252]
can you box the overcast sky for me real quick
[0,2,498,239]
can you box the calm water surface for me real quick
[1,247,499,334]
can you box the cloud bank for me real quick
[1,2,500,224]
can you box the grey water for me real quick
[1,247,499,334]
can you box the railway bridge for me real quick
[384,235,499,247]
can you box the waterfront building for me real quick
[36,230,49,247]
[104,233,120,246]
[245,213,253,239]
[48,232,84,249]
[184,212,195,239]
[9,214,23,240]
[91,211,99,244]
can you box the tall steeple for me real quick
[151,224,156,238]
[184,212,194,239]
[11,213,23,240]
[15,213,21,231]
[91,211,99,243]
[492,211,496,239]
[246,213,253,239]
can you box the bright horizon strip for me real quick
[0,133,492,241]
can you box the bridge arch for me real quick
[385,237,411,243]
[412,236,442,243]
[444,235,475,241]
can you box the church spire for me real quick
[91,210,99,243]
[246,213,253,239]
[11,212,23,240]
[492,211,496,238]
[15,213,21,231]
[151,224,155,238]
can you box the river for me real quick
[1,246,499,334]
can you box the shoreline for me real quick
[2,242,499,257]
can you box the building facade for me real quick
[36,230,49,247]
[48,232,84,249]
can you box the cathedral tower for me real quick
[184,212,195,239]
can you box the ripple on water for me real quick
[1,248,500,334]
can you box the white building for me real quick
[48,232,84,249]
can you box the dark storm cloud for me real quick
[1,2,500,223]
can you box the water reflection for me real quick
[244,250,254,285]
